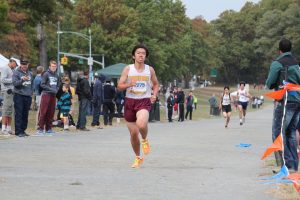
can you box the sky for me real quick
[181,0,261,21]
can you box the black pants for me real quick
[14,93,32,135]
[116,103,124,118]
[178,103,184,121]
[185,105,193,120]
[210,106,214,115]
[168,107,173,122]
[103,102,115,125]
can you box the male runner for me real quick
[118,44,159,168]
[237,81,251,125]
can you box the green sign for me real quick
[210,69,217,77]
[78,59,84,65]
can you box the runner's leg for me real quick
[127,122,141,156]
[136,109,149,140]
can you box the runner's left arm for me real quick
[150,67,159,99]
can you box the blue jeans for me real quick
[92,101,102,126]
[272,101,300,171]
[77,98,90,129]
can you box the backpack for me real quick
[272,55,298,90]
[37,72,45,95]
[38,82,43,94]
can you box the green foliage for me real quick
[2,0,300,85]
[0,0,10,36]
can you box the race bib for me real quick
[129,81,147,95]
[128,75,149,95]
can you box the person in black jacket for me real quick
[103,78,116,126]
[167,91,174,122]
[91,73,103,128]
[185,91,194,120]
[76,71,92,131]
[115,88,125,120]
[177,87,185,122]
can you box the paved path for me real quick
[0,106,276,200]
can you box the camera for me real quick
[7,89,13,94]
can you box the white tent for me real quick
[0,54,9,69]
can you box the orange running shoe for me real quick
[142,139,151,155]
[131,156,144,168]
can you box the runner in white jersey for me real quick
[237,81,251,125]
[117,44,159,168]
[219,86,233,128]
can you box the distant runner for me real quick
[219,86,233,128]
[237,81,251,125]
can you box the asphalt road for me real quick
[0,106,276,200]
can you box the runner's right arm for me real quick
[117,66,136,91]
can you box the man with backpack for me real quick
[266,38,300,173]
[33,66,44,127]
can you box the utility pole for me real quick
[57,21,61,74]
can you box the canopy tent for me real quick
[0,54,9,68]
[95,63,127,79]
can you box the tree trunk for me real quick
[37,23,47,68]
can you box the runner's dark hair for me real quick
[132,44,149,57]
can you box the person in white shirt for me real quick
[0,58,17,135]
[219,86,233,128]
[118,44,159,168]
[237,81,251,125]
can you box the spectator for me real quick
[56,84,72,131]
[173,86,178,118]
[36,60,60,136]
[76,71,92,131]
[193,95,198,110]
[56,75,76,127]
[167,91,174,122]
[12,59,33,137]
[208,93,218,116]
[33,66,44,126]
[0,58,17,136]
[115,87,125,123]
[103,78,116,126]
[185,91,194,120]
[257,98,262,109]
[91,73,103,128]
[265,38,300,172]
[176,87,185,122]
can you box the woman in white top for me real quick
[237,81,251,125]
[219,86,233,128]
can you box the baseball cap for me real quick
[20,59,29,65]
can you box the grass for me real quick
[158,85,272,122]
[2,85,272,134]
